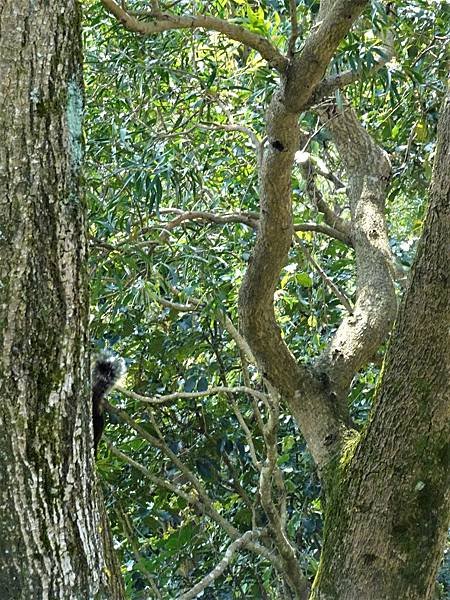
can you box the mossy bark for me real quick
[0,2,124,598]
[310,87,450,600]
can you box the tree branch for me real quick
[314,103,397,410]
[159,210,258,240]
[288,0,299,56]
[156,296,198,312]
[283,0,370,112]
[258,387,309,599]
[295,237,354,315]
[178,531,259,600]
[298,152,351,240]
[308,32,394,107]
[106,404,284,570]
[198,122,262,164]
[158,208,349,244]
[294,222,351,246]
[106,403,245,537]
[114,502,163,599]
[219,314,256,365]
[117,381,263,469]
[229,394,261,471]
[239,0,369,468]
[107,442,211,521]
[115,384,268,405]
[100,0,288,72]
[313,81,450,597]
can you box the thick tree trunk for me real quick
[0,2,124,598]
[311,87,450,600]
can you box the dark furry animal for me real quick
[91,353,126,455]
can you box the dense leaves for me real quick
[84,1,449,597]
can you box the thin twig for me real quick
[106,441,200,505]
[295,237,354,314]
[219,314,256,364]
[198,122,262,162]
[257,385,308,596]
[229,394,261,470]
[114,503,163,598]
[240,352,265,435]
[178,531,259,600]
[298,156,351,239]
[307,31,394,107]
[156,296,199,312]
[115,384,268,405]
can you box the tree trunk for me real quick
[0,2,124,598]
[311,86,450,600]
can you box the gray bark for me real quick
[238,0,449,596]
[0,2,124,598]
[310,82,450,600]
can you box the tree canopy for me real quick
[82,1,449,598]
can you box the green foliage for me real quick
[84,1,450,597]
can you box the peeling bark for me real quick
[0,2,124,598]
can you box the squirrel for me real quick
[91,353,126,455]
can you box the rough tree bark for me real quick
[0,2,124,598]
[238,1,449,598]
[310,82,450,600]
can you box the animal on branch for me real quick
[91,353,126,455]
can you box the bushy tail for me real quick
[92,352,126,455]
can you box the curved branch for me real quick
[283,0,369,111]
[178,531,259,600]
[295,237,354,315]
[100,0,288,72]
[315,104,397,409]
[156,296,198,312]
[308,34,394,107]
[106,403,284,571]
[238,0,369,469]
[159,210,258,236]
[158,208,349,244]
[157,208,349,245]
[258,388,309,599]
[311,1,395,106]
[294,222,352,245]
[108,443,275,573]
[298,156,352,240]
[311,83,450,598]
[220,314,256,364]
[198,122,262,163]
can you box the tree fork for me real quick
[310,83,450,600]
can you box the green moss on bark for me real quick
[310,430,361,598]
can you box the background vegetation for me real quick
[83,1,449,597]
